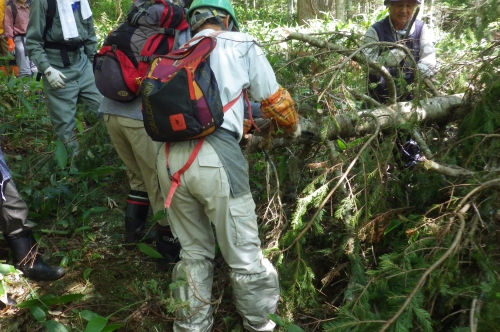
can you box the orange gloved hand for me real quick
[261,86,300,135]
[7,38,14,52]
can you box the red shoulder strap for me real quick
[141,0,189,58]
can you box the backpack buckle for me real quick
[158,28,175,35]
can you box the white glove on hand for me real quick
[44,66,66,89]
[289,124,302,139]
[381,49,406,67]
[417,63,433,78]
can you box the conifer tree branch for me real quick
[283,31,399,105]
[456,178,500,210]
[378,205,468,332]
[280,113,380,254]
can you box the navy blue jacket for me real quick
[369,17,423,103]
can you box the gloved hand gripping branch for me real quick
[261,86,301,138]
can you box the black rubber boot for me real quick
[4,230,65,281]
[124,190,151,245]
[0,295,16,309]
[155,224,181,269]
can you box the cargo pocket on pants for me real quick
[229,197,260,246]
[198,153,226,197]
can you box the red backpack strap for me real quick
[164,138,205,209]
[163,90,245,209]
[223,90,243,112]
[141,0,189,59]
[241,89,259,132]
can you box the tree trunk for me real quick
[345,0,353,19]
[297,0,314,25]
[245,94,464,152]
[297,0,332,25]
[288,0,294,16]
[335,0,344,21]
[428,0,434,26]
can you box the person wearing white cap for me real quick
[362,0,437,103]
[26,0,102,154]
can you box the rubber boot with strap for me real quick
[125,190,151,245]
[4,230,65,281]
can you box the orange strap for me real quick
[164,138,204,208]
[163,91,244,209]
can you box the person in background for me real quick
[0,146,65,282]
[362,0,437,103]
[156,0,301,331]
[4,0,37,77]
[99,0,192,264]
[26,0,102,154]
[0,1,9,55]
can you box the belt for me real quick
[44,41,84,67]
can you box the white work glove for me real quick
[44,66,66,89]
[289,124,302,139]
[417,63,433,78]
[380,49,406,67]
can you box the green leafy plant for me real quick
[269,314,305,332]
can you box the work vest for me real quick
[369,17,424,103]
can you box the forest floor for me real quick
[0,207,249,332]
[0,155,254,332]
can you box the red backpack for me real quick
[94,0,189,102]
[140,32,246,142]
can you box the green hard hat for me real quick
[187,0,239,30]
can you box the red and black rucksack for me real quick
[140,32,246,142]
[94,0,189,102]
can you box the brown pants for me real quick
[0,36,9,56]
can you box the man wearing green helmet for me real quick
[156,0,300,331]
[362,0,437,103]
[187,0,239,31]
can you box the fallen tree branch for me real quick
[281,113,381,254]
[244,94,464,153]
[283,31,399,104]
[421,159,474,177]
[378,205,468,332]
[456,178,500,210]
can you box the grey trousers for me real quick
[14,36,37,77]
[156,140,279,331]
[0,180,36,236]
[42,54,102,151]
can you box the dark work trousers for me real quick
[0,179,36,236]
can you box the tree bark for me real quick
[288,0,294,16]
[245,94,464,153]
[335,0,344,21]
[297,0,332,25]
[297,0,315,25]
